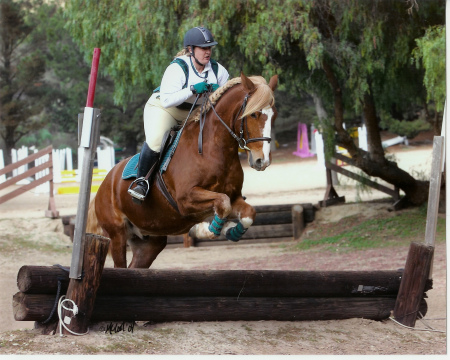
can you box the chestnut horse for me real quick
[87,73,278,268]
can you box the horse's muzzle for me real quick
[249,155,270,171]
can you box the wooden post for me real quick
[393,242,434,328]
[424,136,444,279]
[292,205,304,240]
[45,150,59,219]
[70,48,101,280]
[183,232,194,247]
[61,234,110,335]
[69,109,101,279]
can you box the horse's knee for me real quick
[213,194,232,219]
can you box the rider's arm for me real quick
[159,63,193,108]
[216,64,230,87]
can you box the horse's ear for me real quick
[240,72,256,94]
[269,75,278,92]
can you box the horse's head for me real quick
[239,73,278,171]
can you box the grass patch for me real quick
[295,206,445,252]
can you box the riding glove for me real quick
[191,82,219,94]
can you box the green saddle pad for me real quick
[122,154,140,179]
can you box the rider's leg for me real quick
[127,141,160,201]
[128,94,189,203]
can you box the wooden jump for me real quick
[14,266,430,324]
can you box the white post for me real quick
[52,149,62,184]
[358,125,368,151]
[33,149,50,194]
[66,147,73,171]
[315,130,326,169]
[11,149,18,177]
[0,149,5,183]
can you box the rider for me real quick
[128,26,230,203]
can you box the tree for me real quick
[235,0,443,205]
[64,0,444,205]
[0,0,50,165]
[34,2,148,155]
[413,25,445,133]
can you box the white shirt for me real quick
[159,55,229,108]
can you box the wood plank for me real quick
[14,293,427,323]
[325,161,398,198]
[0,161,52,191]
[0,145,52,176]
[18,266,408,297]
[0,174,53,205]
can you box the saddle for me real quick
[122,126,181,211]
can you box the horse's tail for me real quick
[86,197,103,235]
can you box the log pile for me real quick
[62,203,316,248]
[13,266,430,324]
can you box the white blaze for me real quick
[262,107,274,164]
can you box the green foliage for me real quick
[413,25,445,112]
[380,116,431,139]
[0,0,51,157]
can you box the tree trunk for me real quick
[321,61,430,206]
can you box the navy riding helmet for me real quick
[183,27,218,48]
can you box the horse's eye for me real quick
[250,113,257,119]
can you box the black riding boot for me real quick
[128,142,160,204]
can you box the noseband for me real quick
[198,93,272,154]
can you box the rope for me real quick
[39,279,62,325]
[388,313,446,334]
[57,296,89,337]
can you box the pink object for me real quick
[293,123,314,158]
[86,48,101,107]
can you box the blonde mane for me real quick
[191,76,275,122]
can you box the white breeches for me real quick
[143,93,191,152]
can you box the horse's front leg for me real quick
[180,187,232,240]
[221,196,255,242]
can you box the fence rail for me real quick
[0,145,58,218]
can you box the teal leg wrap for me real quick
[226,222,247,242]
[208,215,226,236]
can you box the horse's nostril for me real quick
[255,159,263,168]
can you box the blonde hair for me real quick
[192,76,275,122]
[174,48,190,58]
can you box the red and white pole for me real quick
[80,48,101,148]
[70,48,102,279]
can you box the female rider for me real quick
[128,26,230,203]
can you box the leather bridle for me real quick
[198,91,272,154]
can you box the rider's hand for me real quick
[211,84,220,91]
[191,82,209,94]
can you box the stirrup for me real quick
[127,177,150,202]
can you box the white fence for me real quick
[0,137,116,194]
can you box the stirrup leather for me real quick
[127,177,150,201]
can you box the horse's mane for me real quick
[191,76,275,122]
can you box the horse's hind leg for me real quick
[128,235,167,268]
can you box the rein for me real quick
[198,91,272,154]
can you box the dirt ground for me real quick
[0,132,447,356]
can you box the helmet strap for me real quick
[190,46,207,67]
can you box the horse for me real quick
[87,72,278,268]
